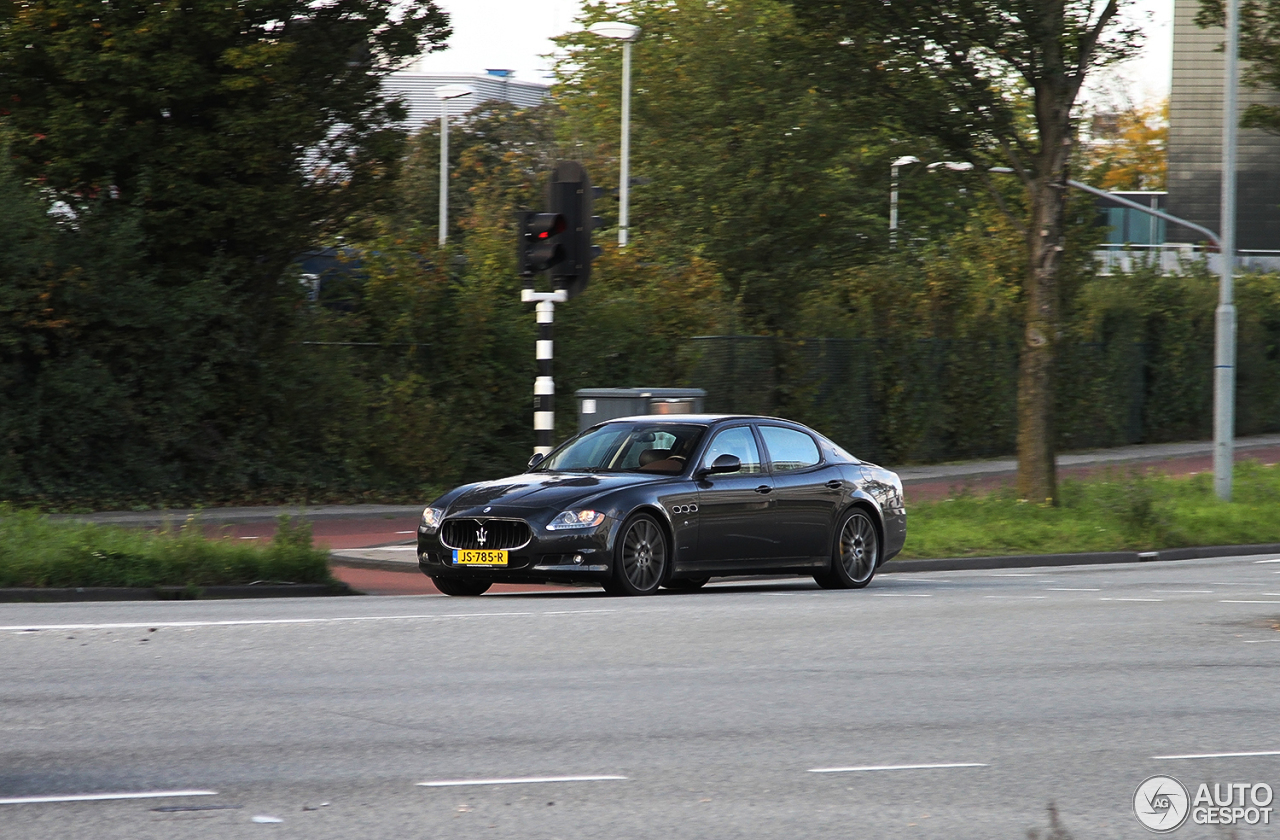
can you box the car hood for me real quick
[444,472,664,515]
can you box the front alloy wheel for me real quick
[605,514,668,596]
[815,508,879,590]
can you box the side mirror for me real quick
[528,452,546,470]
[698,453,741,477]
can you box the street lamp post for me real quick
[435,85,474,248]
[587,21,641,248]
[1216,0,1241,501]
[889,155,919,248]
[891,158,972,246]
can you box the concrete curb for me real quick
[0,582,355,603]
[883,543,1280,574]
[329,554,421,573]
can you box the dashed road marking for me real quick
[1,610,615,633]
[418,776,627,788]
[1153,751,1280,760]
[0,790,217,805]
[809,763,987,773]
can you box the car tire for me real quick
[604,513,669,596]
[814,508,879,590]
[662,577,710,591]
[432,577,493,597]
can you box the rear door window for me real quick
[758,426,821,472]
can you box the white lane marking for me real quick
[396,530,416,534]
[0,790,217,805]
[1254,558,1280,563]
[984,595,1046,599]
[418,776,627,788]
[809,763,988,773]
[1,610,615,633]
[1044,588,1101,592]
[1243,639,1280,644]
[1100,598,1163,602]
[989,573,1037,577]
[1153,751,1280,760]
[872,593,933,597]
[1220,600,1280,604]
[1152,590,1214,594]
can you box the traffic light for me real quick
[547,161,604,299]
[516,212,568,277]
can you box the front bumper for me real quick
[417,517,615,584]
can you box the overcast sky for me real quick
[412,0,1174,106]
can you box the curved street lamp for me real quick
[435,84,474,247]
[587,21,642,248]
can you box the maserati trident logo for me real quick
[476,526,488,547]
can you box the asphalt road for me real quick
[3,556,1280,839]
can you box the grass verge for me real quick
[0,508,335,589]
[900,461,1280,559]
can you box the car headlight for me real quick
[546,509,606,531]
[420,507,445,534]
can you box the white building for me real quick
[382,69,551,129]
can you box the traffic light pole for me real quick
[522,288,568,456]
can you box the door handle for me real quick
[825,480,842,489]
[755,485,773,494]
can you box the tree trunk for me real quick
[1016,136,1069,504]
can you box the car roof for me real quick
[601,413,796,425]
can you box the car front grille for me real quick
[440,518,532,551]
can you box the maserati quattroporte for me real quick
[417,415,905,596]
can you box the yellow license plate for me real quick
[452,549,508,566]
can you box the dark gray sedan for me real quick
[417,414,906,596]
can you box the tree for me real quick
[1084,99,1168,190]
[0,0,450,283]
[1198,0,1280,134]
[0,0,450,501]
[793,0,1141,502]
[555,0,907,332]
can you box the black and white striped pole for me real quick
[523,289,568,456]
[518,162,599,459]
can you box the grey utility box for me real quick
[575,388,707,431]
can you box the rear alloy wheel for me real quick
[662,577,710,592]
[605,514,668,596]
[815,508,880,590]
[431,577,493,597]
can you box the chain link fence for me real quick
[683,335,1278,465]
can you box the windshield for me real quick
[536,422,707,475]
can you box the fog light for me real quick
[572,554,584,565]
